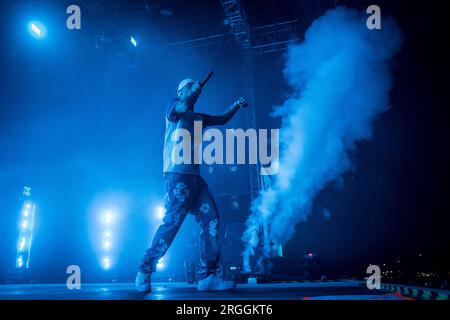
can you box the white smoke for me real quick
[242,7,403,272]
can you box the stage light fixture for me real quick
[97,207,120,270]
[156,206,164,220]
[28,21,47,39]
[103,240,111,250]
[156,258,164,270]
[31,23,40,35]
[103,211,113,224]
[130,36,137,47]
[17,256,24,268]
[15,187,36,270]
[102,257,111,269]
[18,237,26,251]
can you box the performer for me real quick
[135,77,248,292]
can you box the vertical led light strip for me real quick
[16,199,36,270]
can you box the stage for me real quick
[0,281,414,300]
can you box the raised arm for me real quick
[202,98,248,126]
[166,99,181,122]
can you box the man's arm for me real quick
[202,98,248,126]
[166,99,181,122]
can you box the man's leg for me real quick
[193,180,221,280]
[136,173,196,291]
[193,177,235,290]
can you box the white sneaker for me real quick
[197,274,236,291]
[135,271,152,293]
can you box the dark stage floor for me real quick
[0,281,413,300]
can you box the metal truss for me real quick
[157,20,301,60]
[252,20,302,54]
[219,0,301,274]
[220,0,251,49]
[220,0,261,202]
[158,33,236,64]
[241,47,261,202]
[80,0,109,47]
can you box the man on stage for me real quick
[136,77,248,293]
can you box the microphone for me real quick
[200,71,214,88]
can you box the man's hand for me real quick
[234,97,248,108]
[201,97,248,126]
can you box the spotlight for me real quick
[103,211,113,224]
[102,257,111,269]
[16,196,36,270]
[156,206,164,220]
[31,23,41,35]
[103,240,111,250]
[130,36,137,47]
[18,237,26,251]
[97,207,120,270]
[17,256,24,268]
[27,21,47,39]
[156,258,164,270]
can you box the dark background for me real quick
[0,0,448,284]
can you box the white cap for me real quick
[177,78,195,93]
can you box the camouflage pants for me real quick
[140,173,220,280]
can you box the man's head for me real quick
[177,78,201,105]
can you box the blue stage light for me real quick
[96,208,119,270]
[18,237,26,251]
[16,188,36,270]
[17,256,24,268]
[102,257,111,269]
[103,240,111,250]
[156,206,164,220]
[103,211,113,224]
[156,258,164,270]
[28,21,47,39]
[130,36,137,47]
[21,220,28,229]
[31,23,41,35]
